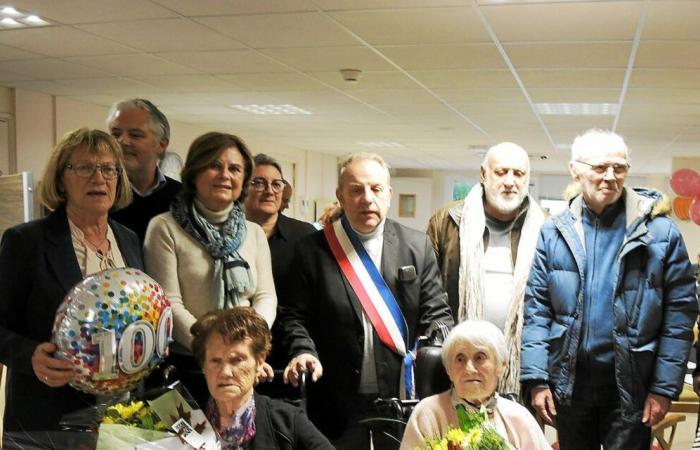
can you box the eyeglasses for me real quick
[576,160,630,175]
[250,177,286,193]
[65,163,122,180]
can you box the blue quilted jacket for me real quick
[521,188,698,412]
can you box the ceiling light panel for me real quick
[0,5,50,28]
[230,104,312,115]
[535,103,619,116]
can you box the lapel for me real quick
[250,393,280,450]
[380,219,401,307]
[43,207,83,293]
[110,219,142,269]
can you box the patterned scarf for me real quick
[206,396,256,450]
[171,193,252,311]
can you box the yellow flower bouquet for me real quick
[418,404,509,450]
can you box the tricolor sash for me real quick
[324,216,415,398]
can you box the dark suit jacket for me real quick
[0,207,143,435]
[277,218,453,438]
[250,393,333,450]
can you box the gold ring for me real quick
[44,375,49,382]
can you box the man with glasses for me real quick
[244,154,316,295]
[107,98,182,242]
[521,129,697,449]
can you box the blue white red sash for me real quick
[324,216,415,398]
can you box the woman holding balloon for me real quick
[0,128,142,444]
[144,132,277,407]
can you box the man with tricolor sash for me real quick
[278,153,453,449]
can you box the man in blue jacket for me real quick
[521,129,697,450]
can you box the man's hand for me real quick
[531,386,557,426]
[256,362,274,384]
[32,342,75,388]
[283,353,323,387]
[642,393,671,427]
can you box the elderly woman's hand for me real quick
[283,353,323,387]
[256,362,274,384]
[32,342,75,388]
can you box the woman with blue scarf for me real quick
[144,132,276,406]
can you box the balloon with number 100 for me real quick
[52,268,173,396]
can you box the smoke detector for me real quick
[340,68,362,83]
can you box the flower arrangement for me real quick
[418,404,509,450]
[102,400,169,431]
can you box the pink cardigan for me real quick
[400,391,551,450]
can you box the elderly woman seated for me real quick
[400,320,550,450]
[191,307,333,450]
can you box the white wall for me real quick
[388,176,433,231]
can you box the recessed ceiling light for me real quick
[535,103,619,116]
[1,6,21,17]
[230,104,311,115]
[0,17,22,27]
[20,15,49,26]
[357,141,404,148]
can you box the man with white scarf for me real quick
[426,142,545,398]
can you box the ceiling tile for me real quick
[505,43,631,68]
[644,0,700,40]
[432,88,525,103]
[217,73,330,91]
[410,70,517,89]
[482,1,641,42]
[260,46,395,71]
[329,7,490,45]
[0,44,43,61]
[315,0,469,10]
[9,0,177,24]
[195,13,356,48]
[77,19,245,53]
[155,50,291,74]
[64,54,199,77]
[343,88,440,104]
[635,41,700,69]
[133,75,243,92]
[630,69,700,89]
[519,69,625,89]
[0,27,135,57]
[308,70,416,89]
[0,69,37,82]
[153,0,316,15]
[528,88,620,103]
[3,58,111,78]
[53,77,155,94]
[379,44,506,70]
[624,88,700,104]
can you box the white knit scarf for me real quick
[457,184,545,396]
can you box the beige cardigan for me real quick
[144,210,277,351]
[400,391,551,450]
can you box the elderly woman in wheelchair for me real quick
[400,320,550,450]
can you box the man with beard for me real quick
[107,99,182,242]
[426,142,544,398]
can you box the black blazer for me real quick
[277,219,453,438]
[0,207,143,435]
[250,393,333,450]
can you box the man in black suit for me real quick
[278,153,453,449]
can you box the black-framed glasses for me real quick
[66,163,122,180]
[576,160,630,176]
[250,177,286,193]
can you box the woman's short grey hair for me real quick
[337,152,390,189]
[253,153,283,178]
[106,98,170,143]
[571,129,629,163]
[441,320,507,372]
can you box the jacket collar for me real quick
[44,207,83,293]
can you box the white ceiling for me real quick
[1,0,700,174]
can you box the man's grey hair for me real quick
[253,153,283,178]
[441,320,507,373]
[337,152,391,189]
[106,98,170,143]
[571,129,629,163]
